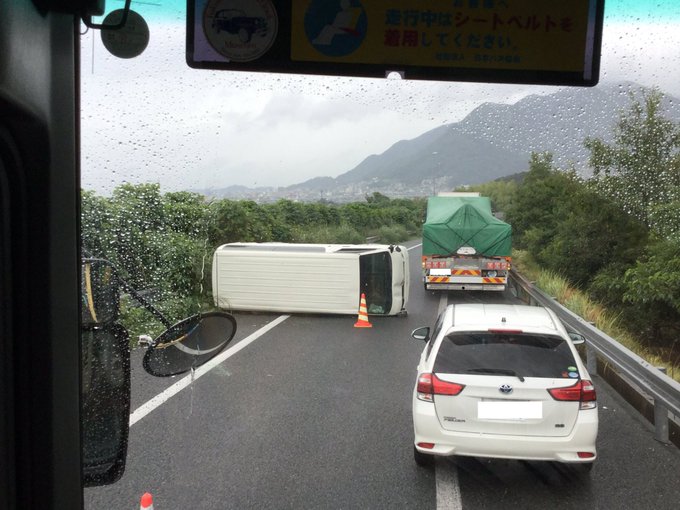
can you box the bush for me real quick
[375,224,409,244]
[290,223,365,244]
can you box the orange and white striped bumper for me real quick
[426,276,506,284]
[425,275,506,291]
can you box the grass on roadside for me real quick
[512,250,680,383]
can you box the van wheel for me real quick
[414,446,435,468]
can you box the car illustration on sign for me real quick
[212,9,267,42]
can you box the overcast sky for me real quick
[80,0,680,194]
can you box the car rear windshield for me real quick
[433,332,578,379]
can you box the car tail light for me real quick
[577,452,595,459]
[417,373,465,402]
[548,380,597,410]
[417,442,435,449]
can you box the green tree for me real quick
[340,202,376,230]
[470,179,518,217]
[163,191,208,237]
[585,88,680,231]
[505,152,579,267]
[207,199,252,245]
[541,184,648,285]
[107,183,165,288]
[81,190,116,258]
[609,238,680,347]
[365,191,390,205]
[624,239,680,309]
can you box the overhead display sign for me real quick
[188,0,604,86]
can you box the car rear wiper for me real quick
[466,368,525,382]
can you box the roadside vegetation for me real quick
[471,88,680,381]
[81,188,425,339]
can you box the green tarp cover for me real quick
[422,197,512,257]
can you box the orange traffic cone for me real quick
[354,293,372,328]
[140,492,154,510]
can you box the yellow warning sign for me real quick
[292,0,597,77]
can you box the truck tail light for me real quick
[548,380,597,409]
[417,373,465,401]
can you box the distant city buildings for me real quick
[198,180,450,203]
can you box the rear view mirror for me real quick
[81,258,130,486]
[143,312,237,377]
[81,325,131,486]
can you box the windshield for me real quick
[80,1,680,509]
[360,251,392,314]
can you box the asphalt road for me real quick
[85,244,680,509]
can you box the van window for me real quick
[359,251,392,315]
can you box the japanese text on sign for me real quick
[292,0,597,77]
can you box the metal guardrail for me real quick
[510,270,680,444]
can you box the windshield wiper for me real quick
[466,368,525,382]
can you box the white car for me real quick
[412,304,598,473]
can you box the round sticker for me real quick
[567,366,577,372]
[304,0,367,57]
[568,372,579,378]
[203,0,278,62]
[100,9,149,59]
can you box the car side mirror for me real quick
[411,326,430,342]
[569,332,586,345]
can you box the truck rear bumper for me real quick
[425,283,505,291]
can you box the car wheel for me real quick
[414,446,435,468]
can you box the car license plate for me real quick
[430,268,451,276]
[478,401,542,420]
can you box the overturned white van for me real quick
[212,242,410,316]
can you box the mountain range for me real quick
[202,81,680,201]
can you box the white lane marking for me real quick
[435,288,461,508]
[407,243,422,251]
[416,256,461,509]
[129,315,290,426]
[436,458,463,510]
